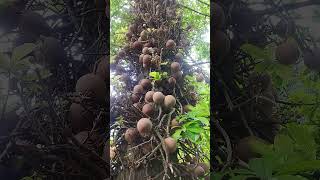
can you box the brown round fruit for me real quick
[140,30,148,40]
[137,118,153,137]
[118,50,126,58]
[235,136,267,162]
[164,137,177,153]
[153,92,165,104]
[196,74,204,82]
[70,103,94,134]
[124,128,138,144]
[142,47,149,54]
[275,40,300,65]
[129,24,136,32]
[171,62,181,72]
[143,42,152,47]
[172,71,183,80]
[132,41,143,50]
[139,79,152,90]
[76,74,106,103]
[132,94,140,103]
[212,3,225,29]
[175,53,183,61]
[198,163,209,173]
[213,30,230,58]
[142,103,154,116]
[145,91,155,103]
[168,77,176,85]
[133,85,144,94]
[143,54,152,65]
[139,54,144,64]
[194,165,205,177]
[126,31,133,38]
[166,39,176,49]
[304,49,320,71]
[164,95,176,109]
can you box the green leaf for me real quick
[273,175,308,180]
[12,43,36,62]
[276,160,320,175]
[172,129,183,140]
[248,158,273,179]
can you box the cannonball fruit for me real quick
[143,54,152,65]
[196,74,204,82]
[124,128,138,144]
[142,47,149,54]
[139,79,152,89]
[140,30,148,40]
[198,163,209,173]
[171,62,181,72]
[129,24,136,32]
[137,118,153,137]
[70,103,94,134]
[175,53,183,61]
[194,166,205,177]
[118,50,126,58]
[275,40,300,65]
[164,95,176,109]
[212,2,225,29]
[132,94,140,103]
[164,137,177,153]
[145,91,155,103]
[172,71,183,80]
[139,54,144,64]
[304,49,320,71]
[168,77,176,85]
[132,41,143,50]
[166,39,176,49]
[153,92,165,104]
[126,31,132,38]
[76,74,106,103]
[133,85,144,94]
[142,103,154,116]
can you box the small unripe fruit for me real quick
[171,118,179,127]
[164,95,176,109]
[168,77,176,85]
[183,105,193,113]
[171,62,181,72]
[194,166,205,177]
[275,40,300,65]
[139,79,152,89]
[166,39,176,49]
[132,94,140,103]
[153,92,165,104]
[142,103,154,116]
[133,85,144,94]
[196,74,204,82]
[137,118,153,137]
[145,91,155,103]
[124,128,138,144]
[164,137,177,153]
[175,53,183,61]
[142,47,149,54]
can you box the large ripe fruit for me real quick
[275,40,300,65]
[168,77,176,85]
[212,2,225,29]
[172,71,183,80]
[124,128,138,144]
[142,103,154,116]
[164,137,177,153]
[235,136,267,162]
[143,54,152,65]
[95,56,109,81]
[304,49,320,71]
[133,85,144,94]
[76,74,106,103]
[175,53,183,62]
[171,62,181,72]
[132,94,140,103]
[213,30,230,58]
[166,39,176,49]
[69,103,94,134]
[164,95,176,109]
[196,74,204,82]
[19,11,52,36]
[194,166,205,177]
[145,91,155,103]
[137,118,153,137]
[142,47,149,54]
[139,79,152,90]
[153,92,165,104]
